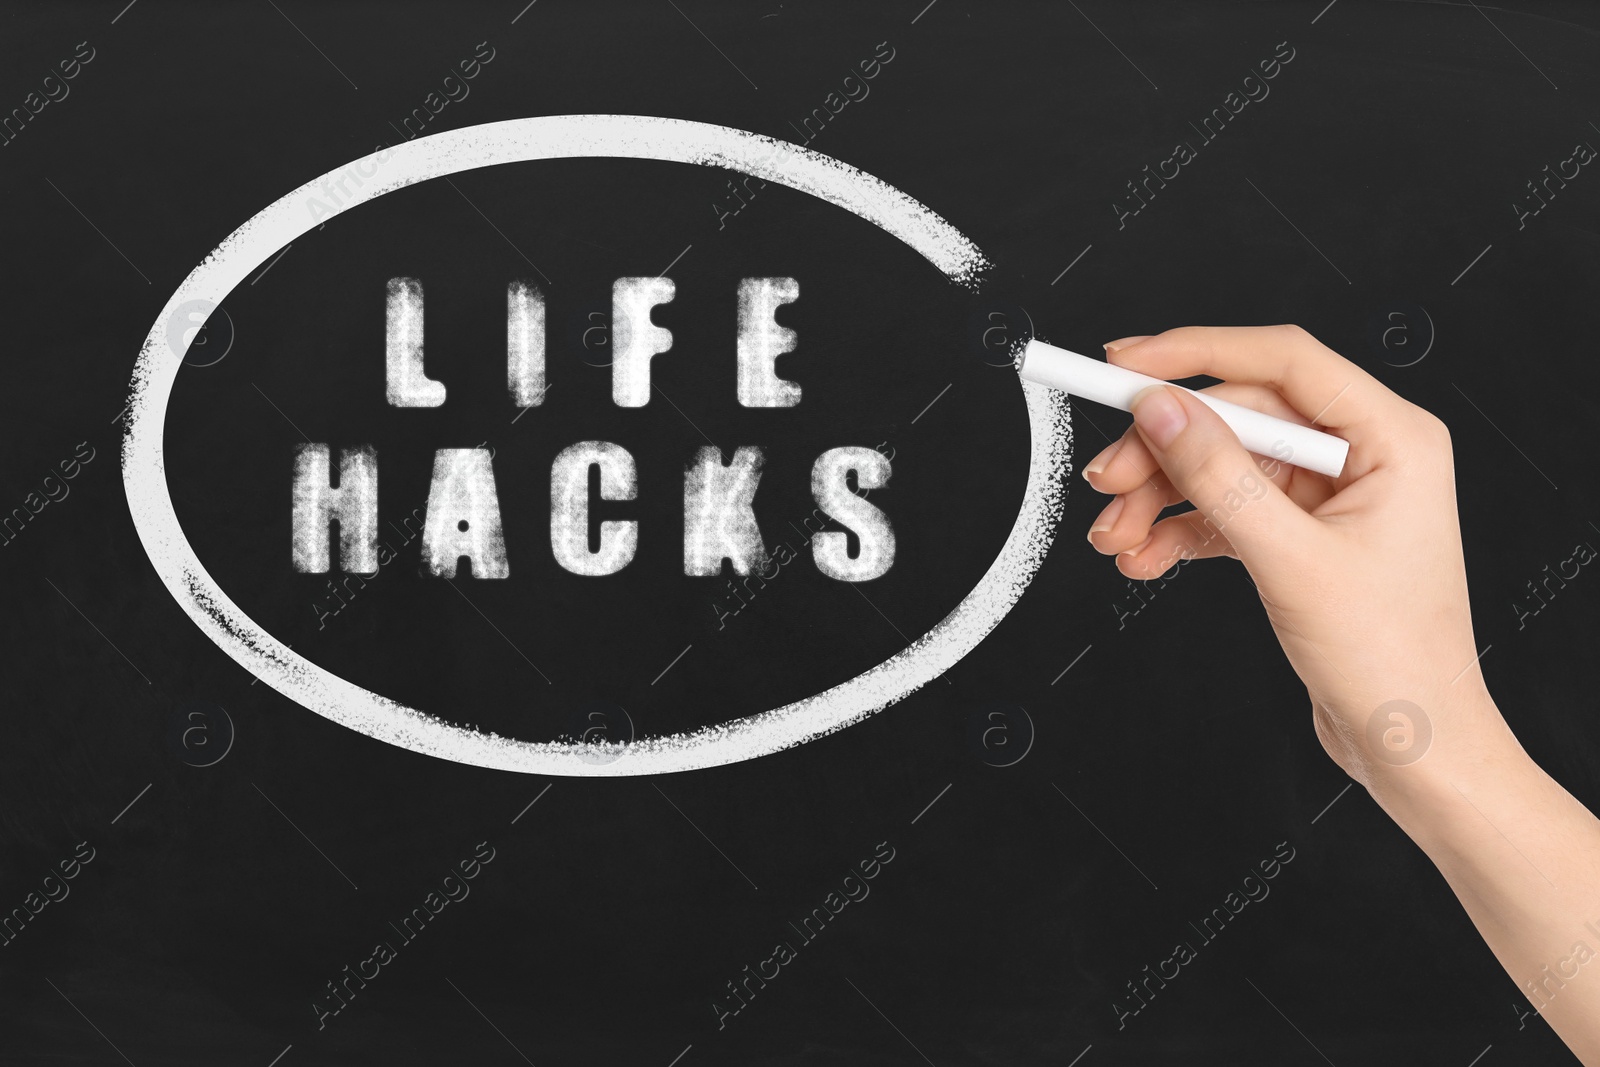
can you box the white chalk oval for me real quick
[123,115,1071,776]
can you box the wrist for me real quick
[1360,687,1538,841]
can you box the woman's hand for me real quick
[1081,324,1508,784]
[1080,324,1600,1065]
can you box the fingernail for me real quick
[1103,335,1152,355]
[1119,533,1153,558]
[1083,447,1113,486]
[1132,385,1187,449]
[1087,496,1124,542]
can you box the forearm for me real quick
[1089,326,1599,1062]
[1367,694,1600,1064]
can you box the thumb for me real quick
[1129,384,1315,566]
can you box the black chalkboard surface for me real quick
[2,2,1597,1064]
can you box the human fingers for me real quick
[1105,325,1404,470]
[1084,380,1313,496]
[1086,472,1178,556]
[1127,384,1319,568]
[1114,511,1241,578]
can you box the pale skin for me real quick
[1082,325,1600,1064]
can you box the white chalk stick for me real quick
[1016,338,1349,479]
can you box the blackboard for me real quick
[3,1,1597,1063]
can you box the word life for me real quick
[292,277,895,581]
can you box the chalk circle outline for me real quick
[123,115,1072,777]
